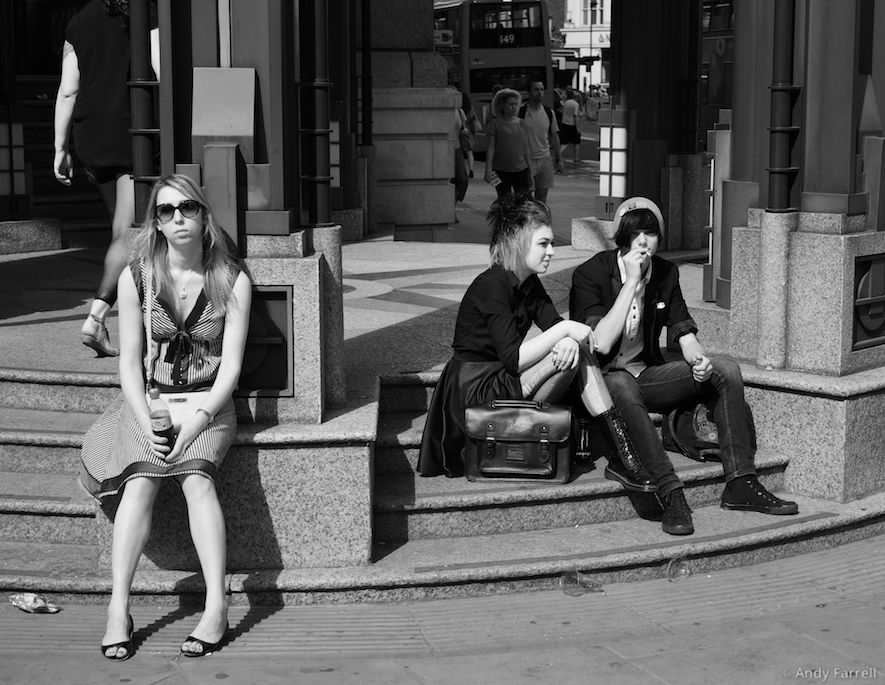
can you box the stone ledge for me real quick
[0,219,61,255]
[740,361,885,399]
[0,367,119,386]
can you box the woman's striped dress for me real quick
[79,260,237,500]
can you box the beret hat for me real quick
[612,196,664,236]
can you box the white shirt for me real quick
[610,252,652,377]
[562,98,580,126]
[523,103,556,159]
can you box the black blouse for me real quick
[451,265,563,375]
[65,0,158,170]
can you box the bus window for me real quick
[471,67,548,95]
[469,2,544,49]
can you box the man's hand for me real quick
[622,247,650,283]
[691,352,713,383]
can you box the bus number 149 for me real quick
[499,33,516,45]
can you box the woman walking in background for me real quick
[53,0,159,357]
[483,88,533,199]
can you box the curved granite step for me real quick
[2,491,883,605]
[0,368,120,414]
[374,451,790,542]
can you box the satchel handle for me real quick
[488,399,546,410]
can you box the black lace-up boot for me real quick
[599,406,657,492]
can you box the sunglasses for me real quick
[155,200,203,224]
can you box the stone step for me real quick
[374,450,790,543]
[0,401,377,574]
[2,491,883,605]
[60,220,112,249]
[0,218,62,255]
[378,372,437,414]
[0,369,121,414]
[32,193,108,222]
[0,540,99,583]
[0,471,97,546]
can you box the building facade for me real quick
[560,0,611,90]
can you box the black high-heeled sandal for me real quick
[101,614,134,661]
[180,621,229,658]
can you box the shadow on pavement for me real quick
[0,248,102,321]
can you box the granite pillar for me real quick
[311,226,346,409]
[755,211,796,369]
[727,207,885,502]
[786,216,885,375]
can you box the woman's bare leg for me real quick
[82,174,135,356]
[180,474,228,654]
[103,477,160,658]
[520,351,579,401]
[576,345,614,415]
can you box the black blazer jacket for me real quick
[568,249,698,368]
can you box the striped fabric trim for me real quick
[94,458,218,500]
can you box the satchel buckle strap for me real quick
[485,422,496,458]
[538,425,550,463]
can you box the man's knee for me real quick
[712,357,743,387]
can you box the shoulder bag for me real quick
[464,399,572,483]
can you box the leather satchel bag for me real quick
[464,399,572,483]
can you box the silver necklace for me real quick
[176,269,196,299]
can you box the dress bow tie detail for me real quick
[164,330,194,385]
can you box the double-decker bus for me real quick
[434,0,554,145]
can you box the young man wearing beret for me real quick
[568,197,798,535]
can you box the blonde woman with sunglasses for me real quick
[80,174,251,660]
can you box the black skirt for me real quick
[417,356,523,477]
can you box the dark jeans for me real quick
[604,358,756,496]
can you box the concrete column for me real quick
[312,225,346,408]
[715,0,770,308]
[755,211,797,369]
